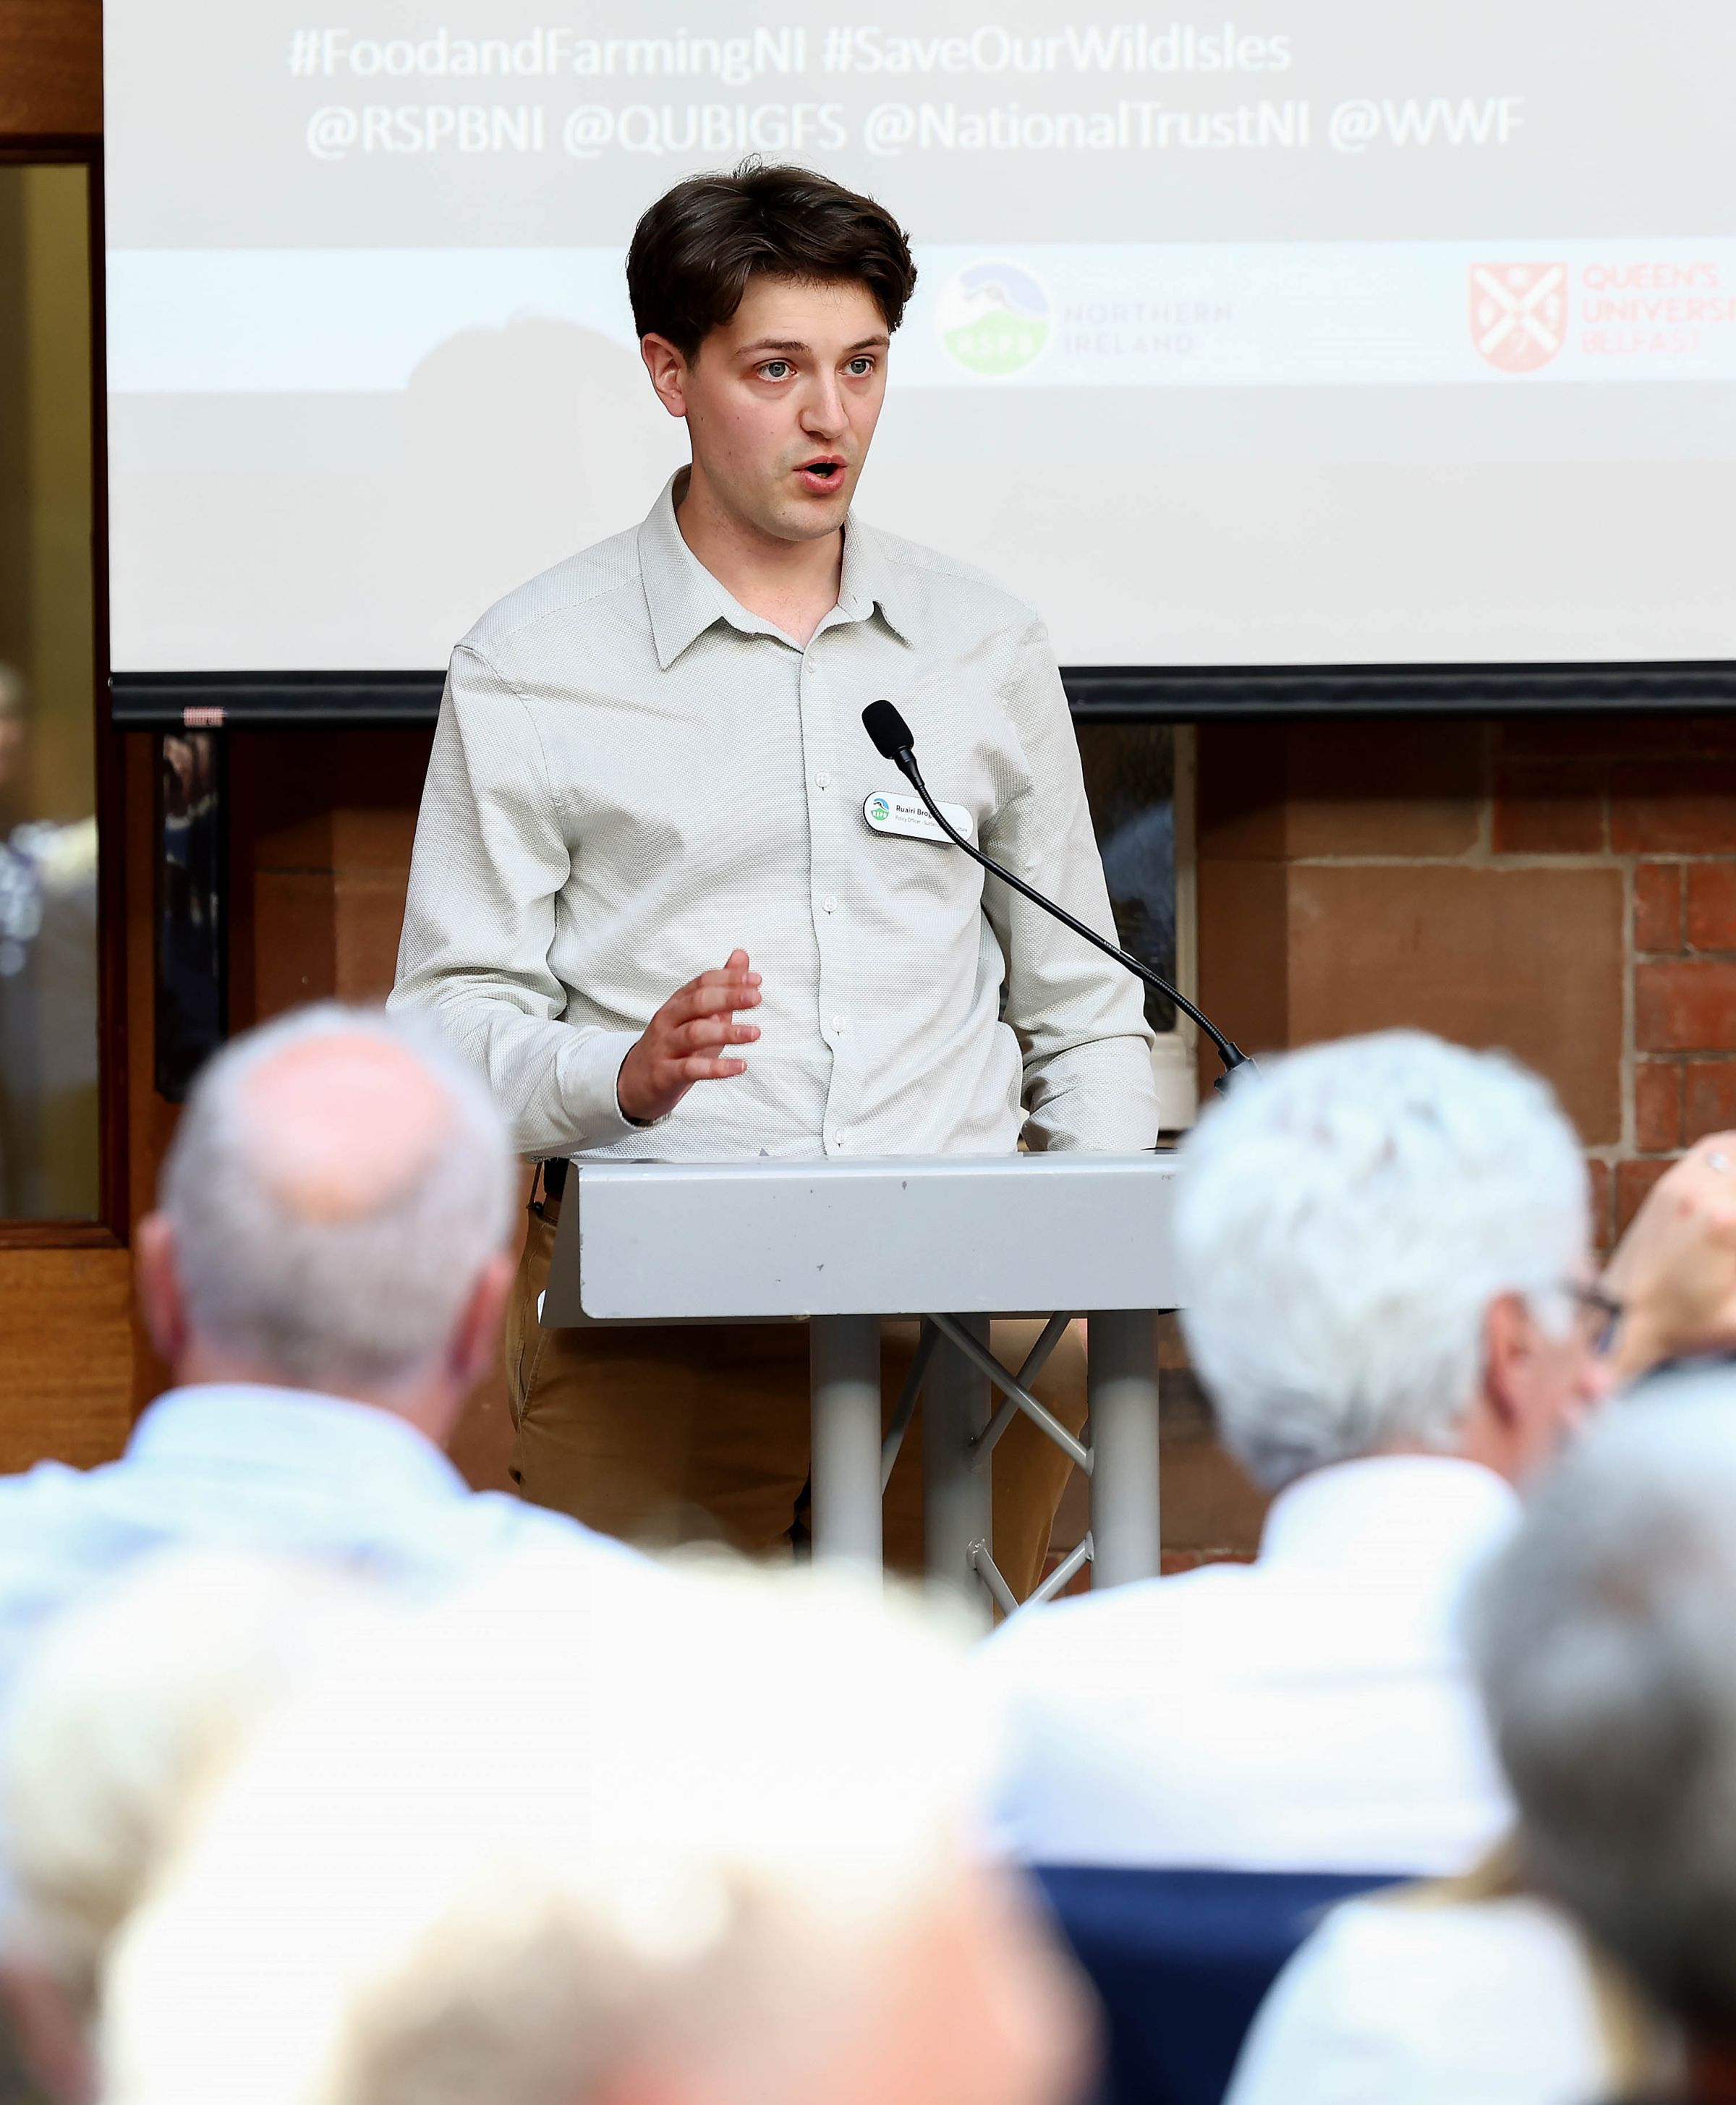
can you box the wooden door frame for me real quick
[0,138,127,1248]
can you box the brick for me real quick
[1635,1061,1684,1152]
[1685,1061,1736,1144]
[1498,718,1736,762]
[1286,722,1482,858]
[1287,864,1624,1144]
[1610,762,1736,854]
[1491,759,1605,854]
[333,869,414,1003]
[1194,725,1288,861]
[252,869,337,1021]
[1586,1158,1614,1255]
[1197,860,1290,1091]
[1636,960,1736,1052]
[1635,863,1685,953]
[1617,1157,1675,1239]
[1688,864,1736,951]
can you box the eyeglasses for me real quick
[1563,1281,1625,1356]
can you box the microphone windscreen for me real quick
[863,699,914,760]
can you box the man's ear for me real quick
[1480,1291,1536,1431]
[639,333,691,420]
[449,1249,515,1392]
[134,1212,189,1369]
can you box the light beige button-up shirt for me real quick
[390,476,1159,1163]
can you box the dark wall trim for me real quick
[1065,662,1736,719]
[111,659,1736,731]
[111,671,446,729]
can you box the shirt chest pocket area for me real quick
[856,731,1014,909]
[563,713,801,896]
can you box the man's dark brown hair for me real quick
[626,161,918,359]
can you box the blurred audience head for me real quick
[1177,1029,1604,1491]
[0,1552,386,2104]
[137,1004,516,1440]
[101,1552,1089,2105]
[1473,1376,1736,2075]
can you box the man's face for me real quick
[642,276,890,544]
[1489,1248,1617,1483]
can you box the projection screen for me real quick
[105,1,1736,675]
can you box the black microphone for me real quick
[862,700,1254,1090]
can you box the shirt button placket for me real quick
[802,647,848,1157]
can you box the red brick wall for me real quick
[1198,715,1736,1260]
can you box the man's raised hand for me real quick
[616,950,762,1126]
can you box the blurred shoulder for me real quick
[1229,1890,1609,2105]
[980,1563,1249,1688]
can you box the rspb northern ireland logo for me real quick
[939,261,1051,378]
[868,796,891,822]
[1471,261,1567,373]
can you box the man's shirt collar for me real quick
[1258,1453,1522,1583]
[126,1383,471,1501]
[637,471,911,670]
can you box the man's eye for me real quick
[847,357,875,375]
[761,360,791,380]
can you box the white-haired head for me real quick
[0,1552,388,2097]
[151,1004,514,1398]
[1176,1031,1591,1489]
[1471,1374,1736,2041]
[101,1552,1088,2105]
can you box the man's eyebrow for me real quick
[737,333,891,357]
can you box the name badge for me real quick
[863,791,974,845]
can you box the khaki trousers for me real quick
[506,1198,1086,1602]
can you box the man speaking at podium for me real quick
[391,162,1159,1594]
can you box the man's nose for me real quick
[800,377,848,437]
[1580,1350,1618,1413]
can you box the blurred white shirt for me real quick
[0,1382,643,1726]
[1227,1886,1674,2105]
[980,1455,1518,1873]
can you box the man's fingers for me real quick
[674,1016,760,1052]
[679,1053,747,1081]
[684,960,761,996]
[667,979,761,1026]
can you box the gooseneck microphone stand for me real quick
[861,700,1255,1092]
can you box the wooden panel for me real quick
[0,1246,133,1469]
[0,0,101,138]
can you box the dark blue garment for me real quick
[1031,1863,1407,2105]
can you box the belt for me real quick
[540,1157,569,1202]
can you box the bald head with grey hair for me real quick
[138,1006,517,1439]
[1472,1376,1736,2049]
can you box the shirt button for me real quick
[821,895,837,914]
[833,1131,849,1151]
[814,771,831,790]
[832,1015,846,1034]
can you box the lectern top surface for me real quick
[545,1151,1183,1324]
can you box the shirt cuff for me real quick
[554,1028,660,1147]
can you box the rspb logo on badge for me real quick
[868,796,891,822]
[1471,261,1567,373]
[939,261,1051,378]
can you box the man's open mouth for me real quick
[796,457,847,491]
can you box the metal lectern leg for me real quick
[924,1312,994,1625]
[1087,1310,1162,1589]
[809,1315,883,1574]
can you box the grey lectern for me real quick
[543,1154,1182,1617]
